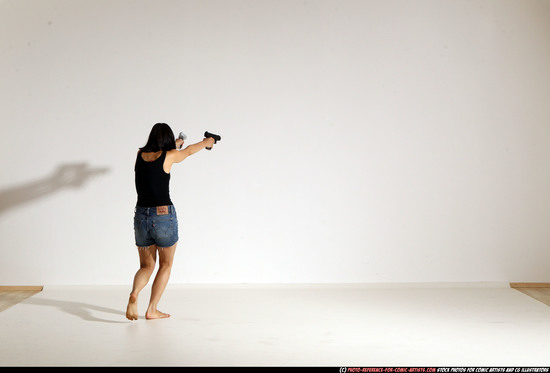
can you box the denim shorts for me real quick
[134,205,179,248]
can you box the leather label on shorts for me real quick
[156,206,169,215]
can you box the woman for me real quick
[126,123,216,320]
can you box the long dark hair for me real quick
[140,123,176,152]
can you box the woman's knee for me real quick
[157,257,173,270]
[137,245,157,272]
[140,261,156,272]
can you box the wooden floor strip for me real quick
[0,286,43,291]
[513,287,550,307]
[0,286,43,313]
[510,282,550,288]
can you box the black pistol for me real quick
[204,131,221,150]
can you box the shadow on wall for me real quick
[0,163,109,214]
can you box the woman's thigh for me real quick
[157,243,177,267]
[137,245,157,268]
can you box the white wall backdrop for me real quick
[1,0,549,285]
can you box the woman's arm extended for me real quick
[164,137,216,173]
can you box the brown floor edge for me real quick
[510,282,550,288]
[0,286,43,291]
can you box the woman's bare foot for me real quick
[126,293,139,321]
[145,309,171,320]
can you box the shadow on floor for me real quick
[24,296,127,324]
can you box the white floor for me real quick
[1,283,549,367]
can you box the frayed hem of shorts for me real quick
[137,244,176,251]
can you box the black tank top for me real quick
[135,151,173,207]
